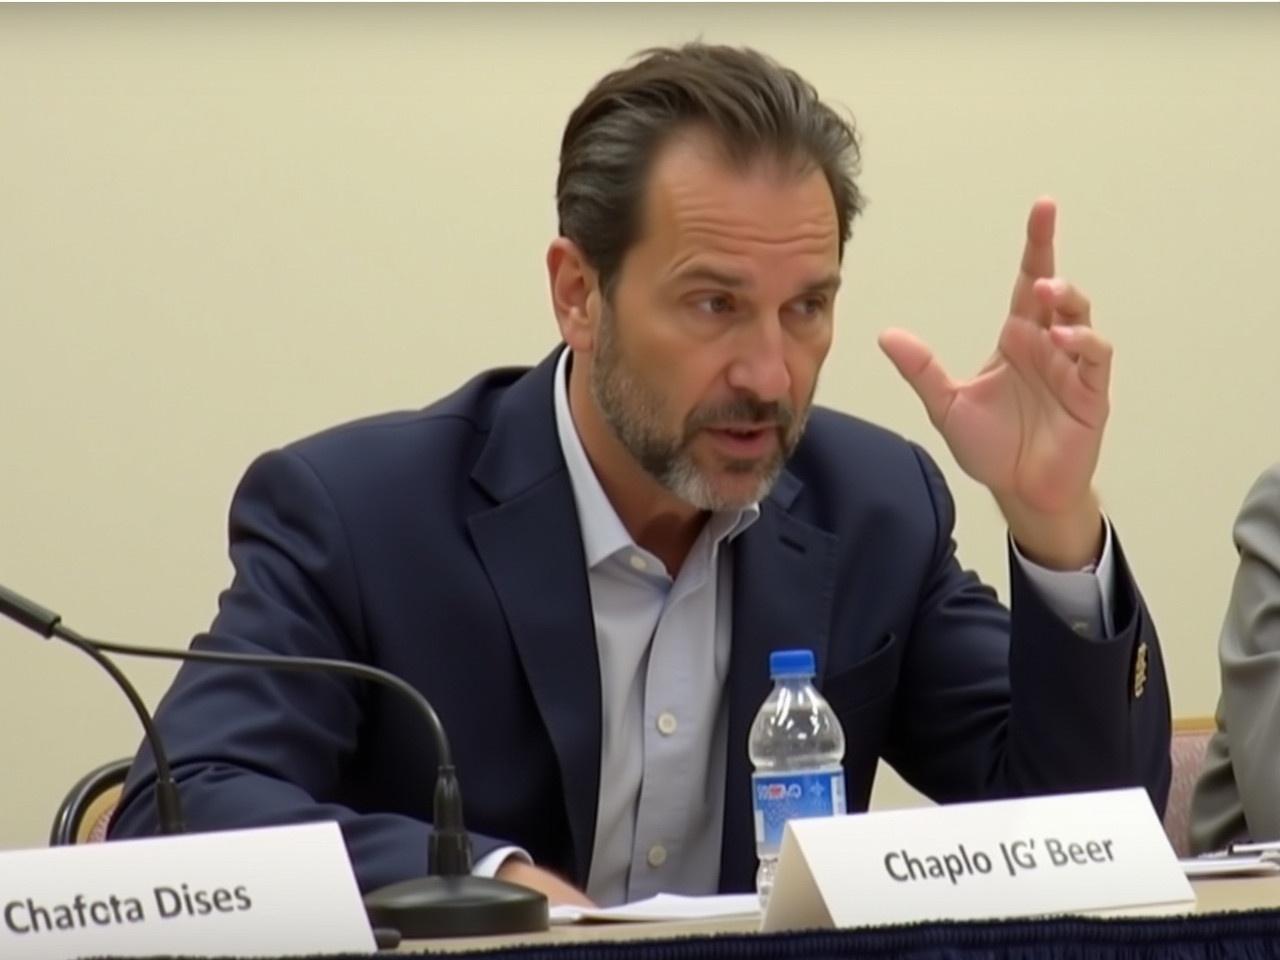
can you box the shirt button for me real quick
[656,712,678,736]
[629,554,648,572]
[647,844,667,868]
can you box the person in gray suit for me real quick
[1191,464,1280,852]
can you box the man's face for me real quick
[588,133,841,511]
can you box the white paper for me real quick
[1230,840,1280,856]
[550,893,760,924]
[1180,854,1280,879]
[0,822,376,959]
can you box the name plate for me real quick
[762,788,1193,931]
[0,822,376,958]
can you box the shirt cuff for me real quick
[472,845,532,879]
[1011,517,1116,638]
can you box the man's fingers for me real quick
[878,328,957,427]
[1019,198,1057,278]
[497,860,596,908]
[1009,197,1058,317]
[1034,278,1092,328]
[1048,324,1112,393]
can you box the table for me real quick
[401,874,1280,955]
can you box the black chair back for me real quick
[50,758,132,846]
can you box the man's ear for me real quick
[547,237,601,351]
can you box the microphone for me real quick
[0,582,549,940]
[0,583,185,837]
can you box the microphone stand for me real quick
[0,583,549,939]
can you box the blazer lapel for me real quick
[467,351,602,887]
[719,471,837,891]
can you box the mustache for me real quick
[685,396,795,434]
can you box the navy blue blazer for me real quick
[111,350,1171,894]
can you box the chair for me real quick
[50,758,132,846]
[1163,717,1215,858]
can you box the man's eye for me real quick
[796,297,826,317]
[695,295,735,315]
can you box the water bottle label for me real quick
[751,768,846,853]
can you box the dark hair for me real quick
[556,44,864,296]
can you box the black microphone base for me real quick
[363,875,549,939]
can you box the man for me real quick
[111,44,1170,908]
[1191,464,1280,852]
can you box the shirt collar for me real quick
[551,346,759,570]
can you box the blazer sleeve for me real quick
[881,445,1171,813]
[1212,464,1280,842]
[108,447,513,892]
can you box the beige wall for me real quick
[1,4,1277,849]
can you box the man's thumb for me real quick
[878,328,955,427]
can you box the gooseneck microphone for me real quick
[0,582,548,939]
[0,583,184,837]
[77,629,476,878]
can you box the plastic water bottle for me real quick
[749,649,846,908]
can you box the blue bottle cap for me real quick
[769,649,815,679]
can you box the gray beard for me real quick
[587,312,805,511]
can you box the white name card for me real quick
[762,787,1194,932]
[0,822,376,959]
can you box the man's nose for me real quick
[725,317,791,403]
